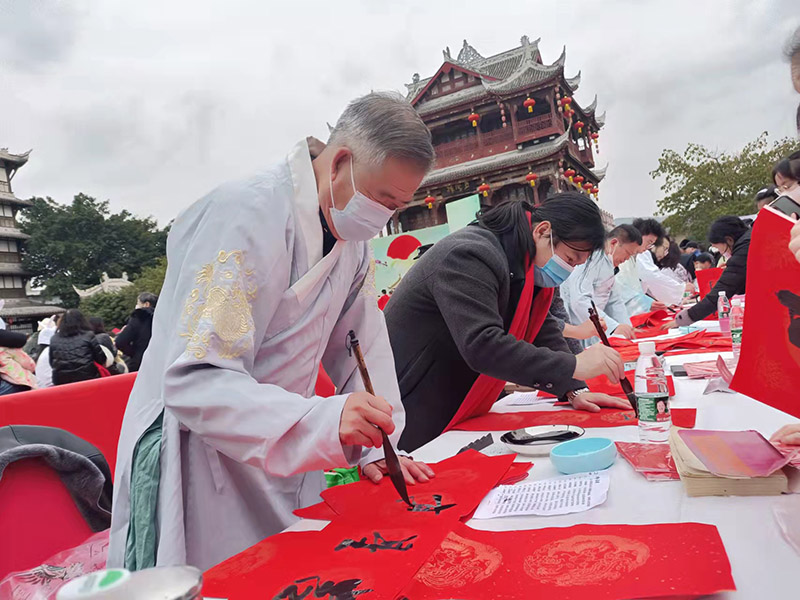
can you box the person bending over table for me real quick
[663,216,751,329]
[385,193,629,452]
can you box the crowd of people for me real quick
[0,292,158,396]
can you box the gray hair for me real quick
[785,25,800,60]
[328,91,435,173]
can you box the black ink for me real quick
[777,290,800,349]
[400,494,456,515]
[273,575,373,600]
[335,532,417,553]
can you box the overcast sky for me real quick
[0,0,797,226]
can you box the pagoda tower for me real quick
[0,148,64,331]
[393,35,614,233]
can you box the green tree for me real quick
[79,257,168,328]
[651,133,800,242]
[19,193,169,307]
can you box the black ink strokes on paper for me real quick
[273,575,373,600]
[335,532,417,553]
[401,493,457,515]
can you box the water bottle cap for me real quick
[719,291,726,297]
[638,341,656,355]
[732,299,742,306]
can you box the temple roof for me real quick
[596,111,606,127]
[0,263,29,276]
[408,36,598,121]
[0,148,31,168]
[0,192,33,207]
[422,130,572,187]
[73,272,134,298]
[584,95,598,115]
[0,227,30,240]
[0,298,65,318]
[592,164,609,181]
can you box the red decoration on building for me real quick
[592,186,599,194]
[478,182,491,197]
[523,97,536,113]
[562,96,572,112]
[575,120,585,134]
[583,182,593,191]
[574,175,584,185]
[525,172,538,187]
[564,168,576,182]
[468,111,480,127]
[424,194,436,209]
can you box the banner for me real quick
[730,208,800,418]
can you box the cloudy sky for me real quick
[1,0,797,226]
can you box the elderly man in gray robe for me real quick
[108,92,436,571]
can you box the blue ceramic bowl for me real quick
[550,437,617,475]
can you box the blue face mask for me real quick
[534,234,574,287]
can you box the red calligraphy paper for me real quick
[319,450,515,522]
[696,267,724,300]
[630,308,680,337]
[609,330,732,362]
[452,407,696,431]
[546,371,676,400]
[293,501,340,521]
[203,516,453,600]
[616,442,680,481]
[495,462,532,486]
[398,521,735,600]
[730,208,800,418]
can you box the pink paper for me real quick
[678,429,797,478]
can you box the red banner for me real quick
[730,208,800,418]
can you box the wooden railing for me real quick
[480,127,514,146]
[516,113,554,137]
[434,136,479,160]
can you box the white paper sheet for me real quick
[472,470,610,519]
[501,391,546,406]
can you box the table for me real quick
[290,327,800,598]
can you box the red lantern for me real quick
[525,172,538,187]
[591,132,599,141]
[562,96,572,111]
[478,182,491,197]
[591,132,600,152]
[583,182,593,191]
[591,186,599,195]
[523,97,536,113]
[564,168,576,182]
[468,112,480,127]
[574,175,584,185]
[575,120,585,134]
[424,194,435,209]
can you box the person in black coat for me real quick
[667,216,751,328]
[115,292,157,372]
[49,309,107,385]
[385,193,630,451]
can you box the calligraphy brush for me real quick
[346,330,413,507]
[588,301,638,417]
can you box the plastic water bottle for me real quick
[635,341,671,443]
[730,298,744,362]
[718,291,731,335]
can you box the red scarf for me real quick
[443,251,554,432]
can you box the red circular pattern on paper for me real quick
[415,531,502,589]
[523,535,650,586]
[598,411,637,424]
[529,412,592,425]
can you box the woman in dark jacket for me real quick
[668,216,751,328]
[115,292,156,372]
[385,193,629,451]
[49,309,107,385]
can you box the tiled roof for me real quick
[416,85,488,117]
[422,130,571,187]
[596,111,606,128]
[565,71,581,92]
[0,192,33,206]
[0,263,29,275]
[0,299,64,318]
[592,164,609,181]
[0,149,31,167]
[584,94,598,115]
[0,227,31,240]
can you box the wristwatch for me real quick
[565,387,590,404]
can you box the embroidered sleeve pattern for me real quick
[180,250,257,360]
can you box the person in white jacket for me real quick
[108,93,435,571]
[561,224,643,347]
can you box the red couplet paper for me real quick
[630,308,679,338]
[203,515,453,600]
[320,450,515,522]
[398,521,735,600]
[452,407,697,431]
[616,442,680,481]
[293,501,340,521]
[610,330,732,362]
[696,267,724,300]
[545,371,676,399]
[730,208,800,418]
[677,429,799,478]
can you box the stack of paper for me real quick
[670,429,794,497]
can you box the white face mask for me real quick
[329,157,395,241]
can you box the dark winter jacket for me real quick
[115,307,154,372]
[49,331,106,385]
[385,224,585,452]
[679,229,752,324]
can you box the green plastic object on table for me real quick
[324,467,360,488]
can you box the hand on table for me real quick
[564,317,606,340]
[770,423,800,446]
[363,456,435,485]
[660,319,678,331]
[339,391,395,448]
[790,219,800,265]
[573,343,625,384]
[612,323,635,339]
[570,391,634,413]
